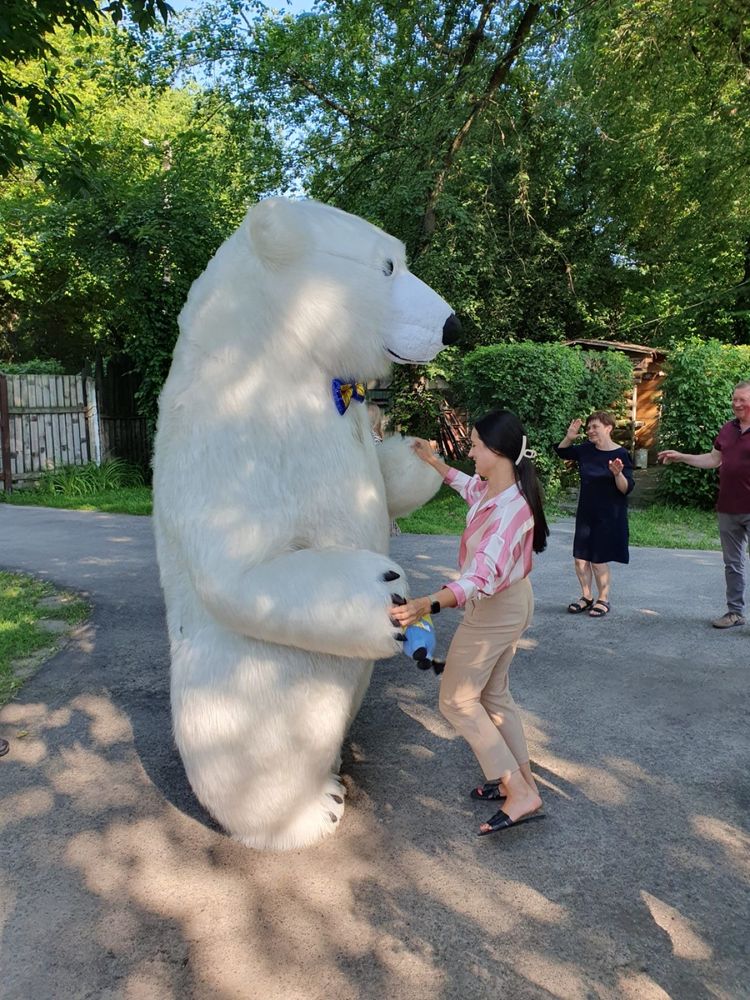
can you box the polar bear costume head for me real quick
[170,197,460,388]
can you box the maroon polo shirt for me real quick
[714,419,750,514]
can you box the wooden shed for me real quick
[565,339,668,464]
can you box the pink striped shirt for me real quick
[442,469,535,607]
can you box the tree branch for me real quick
[235,8,381,132]
[457,0,497,74]
[419,2,542,248]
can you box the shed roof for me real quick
[564,338,667,360]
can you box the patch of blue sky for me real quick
[160,0,318,197]
[167,0,314,13]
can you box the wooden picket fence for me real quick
[0,373,101,492]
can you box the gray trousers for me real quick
[718,512,750,614]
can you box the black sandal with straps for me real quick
[478,808,545,837]
[470,781,505,802]
[589,599,611,618]
[567,596,594,614]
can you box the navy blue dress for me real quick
[554,441,635,564]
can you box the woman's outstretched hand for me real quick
[566,418,583,438]
[390,596,431,628]
[411,437,438,465]
[608,457,624,476]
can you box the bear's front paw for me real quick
[378,569,408,653]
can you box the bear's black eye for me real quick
[383,259,394,276]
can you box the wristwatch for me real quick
[430,594,442,615]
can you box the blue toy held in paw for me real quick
[403,616,444,675]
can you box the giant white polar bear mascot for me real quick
[153,197,459,850]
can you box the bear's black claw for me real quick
[394,632,406,641]
[382,570,400,582]
[391,593,407,605]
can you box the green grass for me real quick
[629,505,720,550]
[397,483,467,534]
[0,571,90,705]
[0,460,152,516]
[1,486,152,515]
[38,458,145,494]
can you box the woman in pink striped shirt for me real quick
[390,410,549,837]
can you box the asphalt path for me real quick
[0,505,748,1000]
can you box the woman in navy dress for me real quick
[554,411,635,617]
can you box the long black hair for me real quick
[474,409,549,554]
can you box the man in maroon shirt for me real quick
[659,381,750,628]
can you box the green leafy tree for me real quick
[0,0,173,173]
[151,0,622,345]
[0,26,284,424]
[569,0,750,345]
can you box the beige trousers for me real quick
[438,577,534,781]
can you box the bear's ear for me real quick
[245,197,311,269]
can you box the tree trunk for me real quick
[419,2,542,250]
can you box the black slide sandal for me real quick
[470,781,505,802]
[478,808,545,836]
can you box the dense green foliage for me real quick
[1,0,173,173]
[577,352,635,422]
[0,357,64,374]
[658,339,750,508]
[458,342,632,493]
[37,458,145,495]
[0,27,283,424]
[571,0,750,346]
[148,0,749,348]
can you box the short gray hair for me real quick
[734,380,750,392]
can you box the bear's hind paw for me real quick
[235,774,347,851]
[325,772,346,808]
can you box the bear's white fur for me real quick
[152,198,455,850]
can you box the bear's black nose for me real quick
[442,313,462,345]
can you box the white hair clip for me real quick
[515,435,537,465]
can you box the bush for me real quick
[386,348,463,440]
[37,459,145,496]
[456,342,633,497]
[658,339,750,509]
[0,359,65,375]
[578,351,633,420]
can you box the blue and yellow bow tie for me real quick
[332,378,366,415]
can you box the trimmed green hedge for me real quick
[0,359,65,375]
[658,339,750,509]
[457,342,632,497]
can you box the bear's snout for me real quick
[442,313,462,346]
